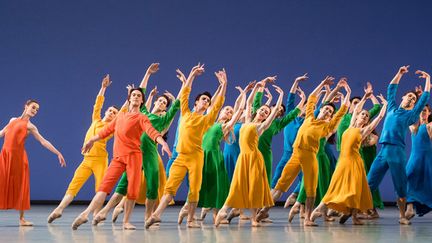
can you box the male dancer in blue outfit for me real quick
[367,65,430,225]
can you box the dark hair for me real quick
[327,133,336,144]
[350,96,362,103]
[424,104,432,122]
[322,102,336,113]
[128,88,146,108]
[25,99,39,106]
[110,105,120,111]
[156,94,172,109]
[271,103,286,116]
[194,91,212,106]
[404,90,419,103]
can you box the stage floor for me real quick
[1,205,431,242]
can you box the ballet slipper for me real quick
[214,211,227,227]
[47,212,62,223]
[123,222,136,230]
[405,210,415,220]
[288,206,300,223]
[260,217,273,223]
[255,209,269,222]
[92,215,106,226]
[199,208,211,221]
[339,214,351,224]
[284,194,297,208]
[20,219,34,227]
[303,219,318,227]
[112,207,124,223]
[352,217,364,225]
[399,218,411,225]
[187,220,201,228]
[251,220,261,227]
[227,209,240,223]
[219,219,229,224]
[72,216,88,230]
[310,209,322,221]
[145,215,161,229]
[177,208,188,225]
[239,214,250,220]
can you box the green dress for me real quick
[252,92,300,184]
[115,88,180,200]
[198,123,229,209]
[297,138,331,205]
[336,104,383,209]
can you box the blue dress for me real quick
[406,124,432,216]
[223,122,242,182]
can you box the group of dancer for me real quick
[1,63,431,230]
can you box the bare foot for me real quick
[71,216,88,230]
[214,211,227,227]
[187,221,201,228]
[92,214,106,226]
[112,207,124,223]
[145,216,161,229]
[303,219,318,227]
[177,208,188,225]
[20,219,33,227]
[123,222,136,230]
[47,211,62,223]
[399,218,411,225]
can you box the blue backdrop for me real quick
[1,0,431,202]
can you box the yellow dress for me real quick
[224,124,274,208]
[322,127,373,214]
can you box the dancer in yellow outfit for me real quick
[215,78,288,227]
[258,76,350,226]
[311,87,388,225]
[145,64,225,229]
[47,75,119,223]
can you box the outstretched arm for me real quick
[361,95,387,139]
[257,85,284,136]
[92,74,111,121]
[139,63,159,90]
[28,123,66,167]
[350,83,372,127]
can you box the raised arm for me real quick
[264,88,273,106]
[28,123,66,167]
[145,86,158,111]
[92,74,111,121]
[409,70,431,122]
[178,64,205,114]
[224,86,247,135]
[245,82,263,123]
[390,65,409,85]
[361,95,387,139]
[207,69,227,122]
[350,83,372,127]
[257,85,284,136]
[208,69,228,114]
[139,63,159,90]
[327,82,350,132]
[324,77,346,103]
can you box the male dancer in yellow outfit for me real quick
[47,75,119,223]
[145,64,225,228]
[258,76,350,226]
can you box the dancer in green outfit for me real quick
[93,63,183,224]
[198,80,247,223]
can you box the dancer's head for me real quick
[349,96,361,113]
[219,106,234,121]
[419,104,431,123]
[253,105,271,122]
[354,109,370,127]
[317,103,336,121]
[103,106,119,122]
[271,103,286,118]
[24,99,39,118]
[194,91,212,112]
[128,88,146,108]
[153,95,171,113]
[401,90,418,110]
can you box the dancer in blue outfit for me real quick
[367,66,430,225]
[405,101,432,219]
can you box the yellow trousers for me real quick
[66,156,108,196]
[274,148,318,197]
[164,151,204,202]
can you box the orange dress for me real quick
[0,118,30,210]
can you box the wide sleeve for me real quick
[252,91,263,115]
[92,95,104,121]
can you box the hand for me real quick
[58,154,66,167]
[336,77,348,88]
[164,91,175,101]
[149,86,158,96]
[415,85,423,96]
[147,63,160,74]
[215,68,227,85]
[322,76,335,86]
[297,87,306,100]
[235,86,245,94]
[295,73,308,82]
[102,74,112,88]
[158,139,172,157]
[416,70,430,79]
[377,94,387,105]
[364,82,373,98]
[190,63,205,77]
[176,69,187,83]
[272,85,284,95]
[126,84,135,95]
[261,76,277,85]
[264,88,272,100]
[82,140,95,154]
[398,65,409,75]
[244,81,256,92]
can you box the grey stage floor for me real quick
[1,205,432,243]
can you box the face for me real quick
[195,95,211,110]
[256,106,271,121]
[318,105,335,121]
[349,98,361,111]
[220,106,234,120]
[104,107,119,122]
[25,102,39,117]
[420,106,431,121]
[401,92,417,109]
[129,90,144,107]
[356,110,370,126]
[275,106,284,118]
[154,96,169,112]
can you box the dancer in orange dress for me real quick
[0,100,66,226]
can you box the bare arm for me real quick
[350,82,372,127]
[257,85,284,135]
[224,87,246,134]
[245,82,263,123]
[139,63,159,89]
[310,76,335,98]
[146,86,158,111]
[361,95,387,139]
[28,123,66,167]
